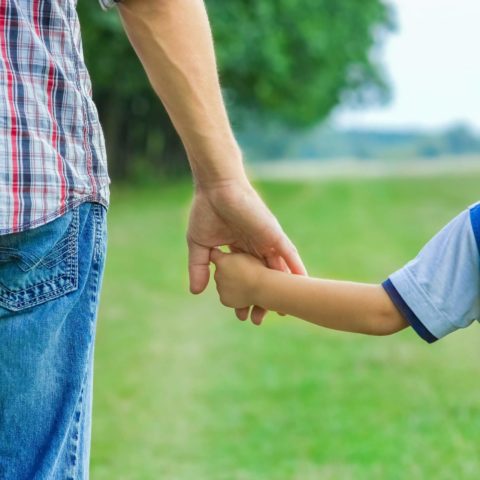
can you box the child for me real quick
[210,202,480,343]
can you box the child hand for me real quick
[210,249,265,310]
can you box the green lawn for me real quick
[91,174,480,480]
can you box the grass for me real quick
[91,174,480,480]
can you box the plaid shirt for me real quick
[0,0,116,235]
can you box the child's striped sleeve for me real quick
[383,202,480,343]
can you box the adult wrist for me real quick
[189,142,249,191]
[193,171,253,202]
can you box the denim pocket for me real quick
[0,208,79,312]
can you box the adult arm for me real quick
[117,0,243,186]
[116,0,306,324]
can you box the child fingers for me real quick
[250,305,267,325]
[228,245,268,325]
[235,306,250,321]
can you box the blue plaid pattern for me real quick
[0,1,111,235]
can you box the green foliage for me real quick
[208,0,394,127]
[78,1,393,177]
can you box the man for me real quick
[0,0,305,478]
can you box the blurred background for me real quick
[79,0,480,478]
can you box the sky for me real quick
[335,0,480,131]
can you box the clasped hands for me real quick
[187,179,306,325]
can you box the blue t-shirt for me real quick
[383,202,480,343]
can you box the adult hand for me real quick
[187,179,307,325]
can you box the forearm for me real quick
[253,270,408,335]
[118,0,246,186]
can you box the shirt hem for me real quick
[382,279,437,344]
[388,268,459,341]
[0,192,109,236]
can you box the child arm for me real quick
[210,250,409,335]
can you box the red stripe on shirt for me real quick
[34,0,67,212]
[46,62,67,211]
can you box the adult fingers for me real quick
[277,235,308,276]
[279,256,291,274]
[265,254,288,273]
[188,240,211,294]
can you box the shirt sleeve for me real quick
[99,0,121,11]
[382,202,480,343]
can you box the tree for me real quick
[208,0,393,126]
[77,0,394,178]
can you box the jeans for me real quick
[0,202,107,479]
